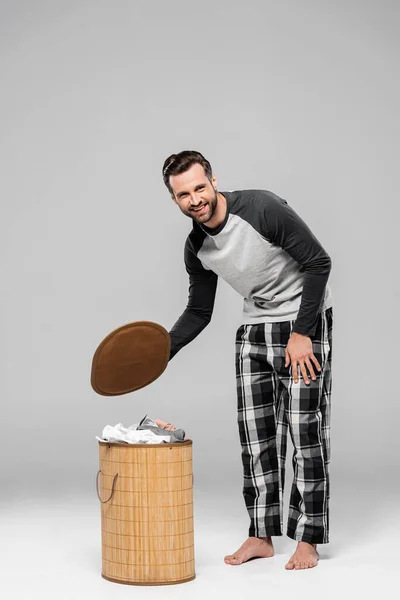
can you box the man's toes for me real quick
[286,553,319,570]
[224,554,232,562]
[224,554,241,565]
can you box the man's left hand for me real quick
[285,332,321,384]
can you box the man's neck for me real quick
[204,192,226,229]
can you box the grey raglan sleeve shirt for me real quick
[261,195,332,337]
[168,190,332,360]
[168,240,218,361]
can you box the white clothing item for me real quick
[96,422,172,444]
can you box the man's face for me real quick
[170,163,218,223]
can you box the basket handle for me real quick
[96,469,118,503]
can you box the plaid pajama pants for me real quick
[235,306,333,544]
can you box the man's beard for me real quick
[187,189,218,222]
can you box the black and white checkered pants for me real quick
[235,307,333,544]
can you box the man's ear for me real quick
[171,194,177,204]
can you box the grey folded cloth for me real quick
[137,414,186,443]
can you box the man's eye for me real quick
[180,187,204,198]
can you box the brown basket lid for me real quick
[91,320,170,396]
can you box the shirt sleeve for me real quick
[261,192,332,338]
[168,239,218,360]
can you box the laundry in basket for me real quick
[95,413,187,444]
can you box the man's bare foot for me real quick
[224,536,274,565]
[285,541,319,570]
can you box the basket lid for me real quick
[90,320,170,396]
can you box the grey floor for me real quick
[1,478,397,599]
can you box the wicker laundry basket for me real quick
[96,439,195,586]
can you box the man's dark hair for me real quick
[162,150,213,195]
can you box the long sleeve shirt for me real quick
[168,188,333,361]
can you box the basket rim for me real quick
[98,439,192,448]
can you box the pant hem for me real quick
[286,530,329,544]
[249,530,283,538]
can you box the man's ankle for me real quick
[298,541,317,548]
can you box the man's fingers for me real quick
[305,358,316,381]
[310,354,322,372]
[290,354,321,384]
[291,360,299,383]
[300,362,310,385]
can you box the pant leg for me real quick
[275,307,333,544]
[235,322,288,538]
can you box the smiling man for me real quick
[162,150,333,571]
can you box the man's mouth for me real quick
[192,204,207,214]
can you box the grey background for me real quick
[1,0,398,597]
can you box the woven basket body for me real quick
[97,440,195,585]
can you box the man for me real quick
[162,150,333,571]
